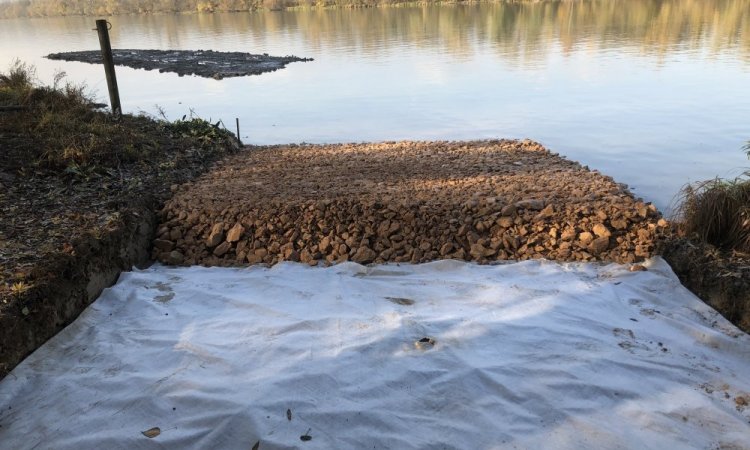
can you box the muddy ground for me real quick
[46,49,313,79]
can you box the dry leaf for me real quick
[142,427,161,438]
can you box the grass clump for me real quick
[673,145,750,254]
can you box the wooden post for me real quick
[236,117,242,145]
[95,19,121,118]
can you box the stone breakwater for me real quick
[153,140,666,266]
[46,49,313,79]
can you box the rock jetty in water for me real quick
[153,140,667,266]
[46,49,313,79]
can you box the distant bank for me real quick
[4,0,485,19]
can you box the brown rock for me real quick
[226,223,245,243]
[561,229,576,241]
[589,237,610,255]
[578,232,594,245]
[516,199,544,211]
[206,223,224,247]
[470,243,495,259]
[300,249,313,263]
[153,239,174,252]
[537,204,555,219]
[611,219,628,230]
[213,241,232,257]
[169,228,183,241]
[496,216,514,228]
[352,246,377,264]
[319,236,332,253]
[379,248,394,260]
[592,224,611,238]
[284,250,300,262]
[247,253,263,264]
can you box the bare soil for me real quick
[661,237,750,333]
[154,140,667,267]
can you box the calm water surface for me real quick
[1,0,749,211]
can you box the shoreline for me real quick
[1,138,747,380]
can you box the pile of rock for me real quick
[153,140,665,266]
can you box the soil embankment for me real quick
[661,238,750,333]
[154,140,667,267]
[0,74,240,378]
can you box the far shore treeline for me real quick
[0,0,749,24]
[5,0,462,18]
[2,0,748,60]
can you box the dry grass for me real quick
[674,175,750,254]
[0,61,237,175]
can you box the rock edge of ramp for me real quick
[153,140,666,266]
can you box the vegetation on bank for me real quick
[674,145,750,255]
[4,0,448,17]
[0,61,236,175]
[662,142,749,333]
[0,61,238,297]
[0,62,241,377]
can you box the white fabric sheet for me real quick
[1,258,748,449]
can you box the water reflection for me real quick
[0,1,748,211]
[3,0,750,61]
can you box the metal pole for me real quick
[95,19,121,118]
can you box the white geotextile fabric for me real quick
[0,258,749,449]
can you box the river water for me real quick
[1,0,748,211]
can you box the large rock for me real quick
[213,241,232,257]
[226,223,245,243]
[516,199,545,211]
[352,246,377,264]
[206,223,224,247]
